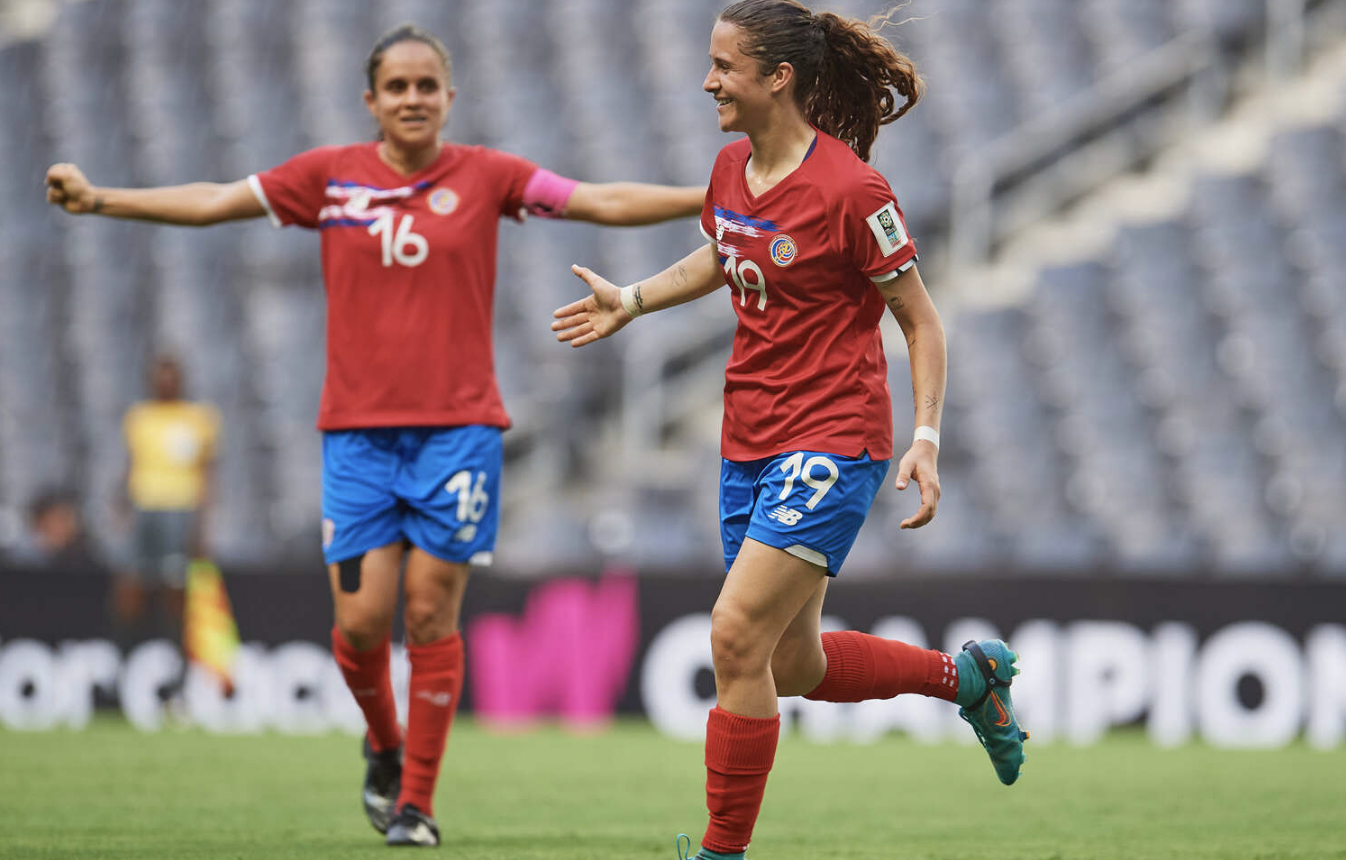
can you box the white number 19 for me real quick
[723,255,767,310]
[779,453,839,510]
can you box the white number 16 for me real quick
[779,453,839,510]
[369,211,428,268]
[445,470,489,523]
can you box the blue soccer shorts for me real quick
[719,450,890,576]
[321,425,502,567]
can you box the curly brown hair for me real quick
[718,0,923,162]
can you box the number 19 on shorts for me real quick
[779,452,838,510]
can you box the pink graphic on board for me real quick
[467,571,639,730]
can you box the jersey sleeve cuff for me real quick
[870,256,917,283]
[247,174,282,228]
[700,222,714,243]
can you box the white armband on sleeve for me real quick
[870,257,917,283]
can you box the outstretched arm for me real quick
[552,242,723,347]
[876,264,947,529]
[45,163,264,226]
[561,181,705,226]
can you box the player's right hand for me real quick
[552,264,632,348]
[895,441,940,529]
[45,163,98,214]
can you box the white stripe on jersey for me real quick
[247,174,282,228]
[324,184,417,201]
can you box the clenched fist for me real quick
[45,163,99,214]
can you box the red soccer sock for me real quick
[700,706,780,855]
[804,630,958,703]
[397,632,464,817]
[331,626,402,752]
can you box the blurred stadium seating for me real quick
[0,0,1343,577]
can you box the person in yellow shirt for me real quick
[114,355,220,665]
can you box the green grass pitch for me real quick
[1,719,1342,859]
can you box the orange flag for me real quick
[184,559,240,695]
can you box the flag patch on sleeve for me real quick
[866,201,909,257]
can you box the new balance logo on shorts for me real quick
[768,505,804,526]
[414,690,452,707]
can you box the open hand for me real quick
[895,440,940,529]
[552,264,633,347]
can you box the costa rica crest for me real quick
[428,187,459,215]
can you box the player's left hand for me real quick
[895,440,940,529]
[552,264,631,347]
[45,162,98,214]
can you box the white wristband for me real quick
[619,284,644,319]
[913,425,940,449]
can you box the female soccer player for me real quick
[46,23,704,848]
[552,2,1028,857]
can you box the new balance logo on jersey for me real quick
[346,189,372,213]
[415,690,453,707]
[317,182,419,226]
[768,505,805,526]
[713,206,781,257]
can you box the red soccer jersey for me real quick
[248,142,537,430]
[699,132,918,462]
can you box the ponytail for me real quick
[719,1,923,162]
[811,11,922,162]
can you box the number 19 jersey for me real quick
[699,131,918,463]
[249,142,537,431]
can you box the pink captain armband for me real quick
[522,168,580,219]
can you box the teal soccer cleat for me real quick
[676,834,745,860]
[955,639,1029,786]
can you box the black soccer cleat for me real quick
[386,803,440,847]
[362,736,403,835]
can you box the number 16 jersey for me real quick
[249,141,537,431]
[699,131,919,463]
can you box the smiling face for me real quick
[363,40,455,153]
[703,20,791,134]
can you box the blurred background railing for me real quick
[1,0,1344,580]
